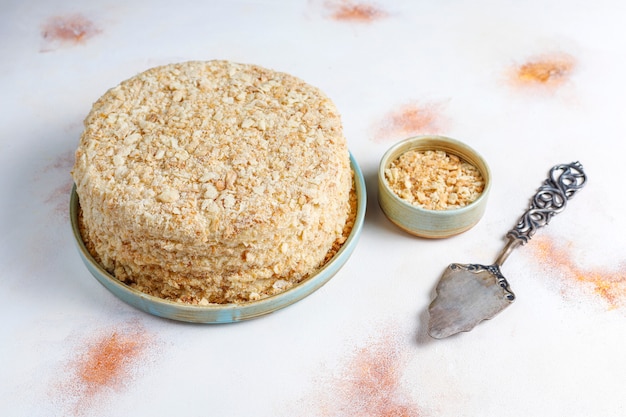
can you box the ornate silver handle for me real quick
[494,162,586,266]
[507,161,587,244]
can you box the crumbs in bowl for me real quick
[384,149,485,210]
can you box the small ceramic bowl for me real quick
[378,135,491,238]
[70,153,366,323]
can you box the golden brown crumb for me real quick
[384,149,484,210]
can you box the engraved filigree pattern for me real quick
[450,263,515,301]
[507,161,586,245]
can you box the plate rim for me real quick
[70,153,367,323]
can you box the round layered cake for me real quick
[72,60,353,304]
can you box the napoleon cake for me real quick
[72,60,353,304]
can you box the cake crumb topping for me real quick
[384,149,484,210]
[72,60,353,304]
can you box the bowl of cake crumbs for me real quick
[378,135,491,238]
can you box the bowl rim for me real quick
[378,135,492,215]
[70,153,366,323]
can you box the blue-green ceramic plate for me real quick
[70,154,366,323]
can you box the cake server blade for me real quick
[428,263,514,339]
[427,162,587,339]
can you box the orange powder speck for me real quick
[78,332,143,393]
[509,53,576,89]
[328,1,388,22]
[530,235,626,309]
[373,102,446,143]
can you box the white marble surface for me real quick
[2,1,625,416]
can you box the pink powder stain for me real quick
[45,181,74,221]
[52,321,158,417]
[306,328,423,416]
[373,102,447,143]
[43,149,75,174]
[40,13,101,51]
[325,0,389,22]
[41,150,75,222]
